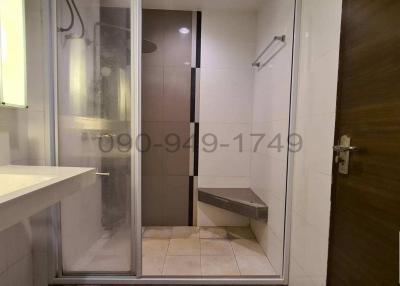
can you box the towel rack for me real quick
[252,35,286,69]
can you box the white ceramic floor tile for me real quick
[142,239,170,257]
[231,239,266,256]
[140,227,276,277]
[142,227,172,239]
[77,254,131,272]
[201,256,240,276]
[167,239,200,256]
[200,239,234,256]
[226,227,255,239]
[236,255,275,275]
[199,227,228,239]
[171,227,199,239]
[70,227,131,272]
[142,256,166,276]
[163,256,201,276]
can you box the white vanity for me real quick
[0,165,96,232]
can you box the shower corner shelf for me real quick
[198,188,268,220]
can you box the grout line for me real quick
[264,254,276,275]
[161,238,171,275]
[145,226,272,277]
[160,253,167,275]
[199,237,204,277]
[229,238,242,276]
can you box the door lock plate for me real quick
[334,135,353,175]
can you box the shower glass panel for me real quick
[140,0,296,278]
[142,9,193,226]
[55,0,133,274]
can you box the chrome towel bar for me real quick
[252,35,286,69]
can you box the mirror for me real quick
[0,0,27,108]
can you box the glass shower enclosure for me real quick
[49,0,301,284]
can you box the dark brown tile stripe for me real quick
[196,11,202,68]
[190,68,197,123]
[188,11,202,225]
[188,176,194,226]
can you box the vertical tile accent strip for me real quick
[188,11,202,226]
[189,123,195,176]
[191,11,198,67]
[188,176,194,226]
[196,12,202,68]
[193,122,200,176]
[193,176,199,224]
[190,68,196,123]
[195,67,201,123]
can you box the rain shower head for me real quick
[96,22,158,53]
[143,40,157,54]
[60,16,158,53]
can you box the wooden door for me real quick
[327,0,400,285]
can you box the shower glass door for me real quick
[54,0,134,275]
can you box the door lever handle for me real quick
[334,135,358,175]
[333,146,359,152]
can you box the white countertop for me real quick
[0,165,96,232]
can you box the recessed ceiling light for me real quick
[179,27,190,34]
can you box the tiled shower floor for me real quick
[142,226,276,276]
[70,226,131,272]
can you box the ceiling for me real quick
[100,0,266,12]
[142,0,266,12]
[100,0,130,8]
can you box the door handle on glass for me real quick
[96,172,110,177]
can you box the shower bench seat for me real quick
[198,188,268,220]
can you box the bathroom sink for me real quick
[0,173,55,196]
[0,165,96,232]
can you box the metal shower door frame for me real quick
[48,0,140,279]
[47,0,302,284]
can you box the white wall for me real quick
[196,3,298,276]
[289,0,342,285]
[249,0,295,275]
[194,1,342,283]
[0,0,51,285]
[197,9,256,226]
